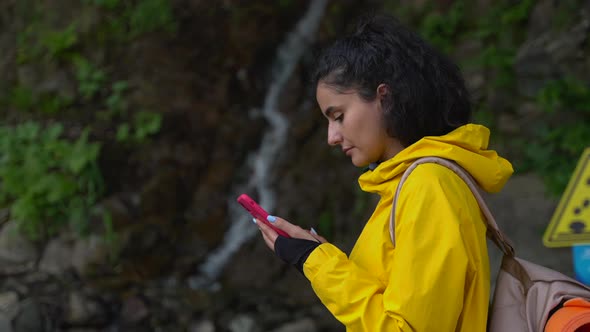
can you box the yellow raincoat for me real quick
[303,124,513,331]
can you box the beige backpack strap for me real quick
[389,156,515,256]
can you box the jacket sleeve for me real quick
[303,169,473,331]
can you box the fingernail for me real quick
[267,215,276,223]
[310,227,318,235]
[252,218,257,224]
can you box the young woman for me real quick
[255,14,513,331]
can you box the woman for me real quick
[254,14,513,331]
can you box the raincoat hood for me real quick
[359,124,513,195]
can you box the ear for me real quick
[376,83,389,100]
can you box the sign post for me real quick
[543,148,590,283]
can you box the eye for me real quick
[334,113,343,123]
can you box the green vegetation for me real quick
[129,0,177,37]
[418,0,465,54]
[393,0,534,89]
[88,0,177,40]
[73,56,107,101]
[100,211,121,262]
[387,0,588,197]
[90,0,120,10]
[41,23,80,59]
[105,81,130,116]
[0,122,103,239]
[2,0,588,246]
[522,78,590,195]
[8,86,36,111]
[468,0,534,89]
[17,22,80,64]
[7,85,73,114]
[116,111,162,143]
[3,0,174,239]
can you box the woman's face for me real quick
[316,83,403,167]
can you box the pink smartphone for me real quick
[236,194,291,238]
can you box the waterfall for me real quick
[189,0,328,289]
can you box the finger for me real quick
[268,215,317,241]
[260,229,276,251]
[256,218,278,250]
[308,228,327,243]
[314,234,328,243]
[267,215,307,238]
[309,227,328,243]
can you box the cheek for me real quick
[357,113,383,138]
[359,115,388,154]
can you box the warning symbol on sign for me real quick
[543,148,590,247]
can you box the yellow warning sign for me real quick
[543,148,590,247]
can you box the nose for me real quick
[327,122,342,146]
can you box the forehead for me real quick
[316,83,356,105]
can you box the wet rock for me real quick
[0,292,19,330]
[0,221,38,264]
[139,171,183,220]
[93,194,137,230]
[0,209,10,226]
[0,314,12,332]
[114,223,176,280]
[179,288,215,313]
[526,0,557,36]
[17,64,76,102]
[189,319,216,332]
[39,236,75,276]
[0,291,18,310]
[12,299,54,332]
[515,10,590,97]
[272,318,318,332]
[64,291,107,326]
[2,278,28,298]
[221,241,283,290]
[120,295,149,324]
[72,235,111,278]
[0,260,36,277]
[228,314,260,332]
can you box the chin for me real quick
[351,157,370,168]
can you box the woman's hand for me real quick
[255,215,327,251]
[255,215,327,274]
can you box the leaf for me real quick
[133,111,162,141]
[116,123,130,142]
[67,129,100,173]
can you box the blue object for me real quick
[572,244,590,285]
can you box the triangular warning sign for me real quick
[543,147,590,247]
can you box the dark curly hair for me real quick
[311,14,471,147]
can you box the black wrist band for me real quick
[274,237,320,274]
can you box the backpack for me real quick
[389,156,590,332]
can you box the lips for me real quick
[343,147,353,156]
